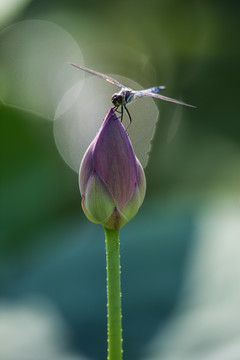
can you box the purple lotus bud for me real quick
[79,108,146,230]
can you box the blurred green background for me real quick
[1,1,240,359]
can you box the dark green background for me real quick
[0,1,239,359]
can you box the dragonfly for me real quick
[69,62,195,127]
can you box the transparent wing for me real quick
[68,62,125,89]
[135,90,196,108]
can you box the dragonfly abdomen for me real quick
[144,85,165,93]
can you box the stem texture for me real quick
[104,227,122,360]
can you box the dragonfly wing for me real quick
[138,90,196,108]
[68,62,125,88]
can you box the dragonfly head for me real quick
[111,93,125,107]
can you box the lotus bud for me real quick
[79,108,146,230]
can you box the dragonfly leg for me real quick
[113,106,122,120]
[124,104,132,130]
[120,106,124,122]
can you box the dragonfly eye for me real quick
[111,94,124,106]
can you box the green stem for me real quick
[104,227,123,360]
